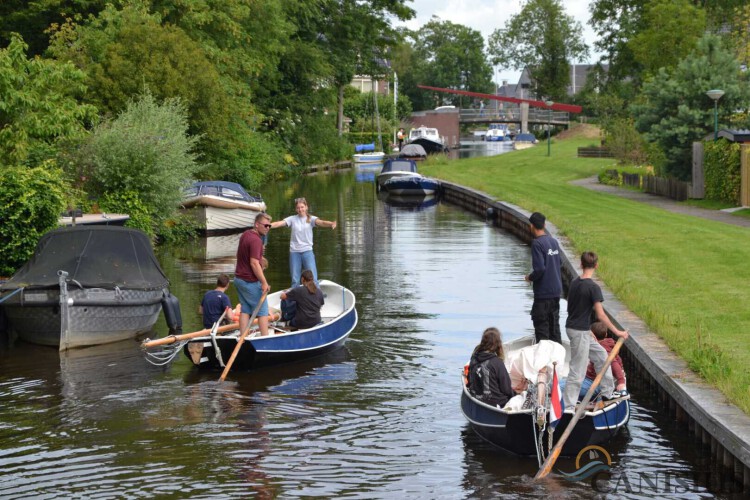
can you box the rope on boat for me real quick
[208,310,230,368]
[143,340,186,366]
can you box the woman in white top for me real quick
[269,197,337,286]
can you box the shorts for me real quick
[234,278,269,318]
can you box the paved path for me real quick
[572,176,750,229]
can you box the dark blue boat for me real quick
[183,280,357,371]
[381,176,439,196]
[461,334,630,457]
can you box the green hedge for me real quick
[704,139,741,204]
[0,164,66,276]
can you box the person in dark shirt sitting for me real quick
[199,274,232,329]
[280,270,324,329]
[468,327,516,409]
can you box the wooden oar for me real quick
[534,336,626,480]
[219,291,268,382]
[142,322,239,348]
[142,309,280,349]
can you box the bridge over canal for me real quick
[416,85,582,136]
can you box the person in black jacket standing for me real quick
[468,327,515,408]
[524,212,563,344]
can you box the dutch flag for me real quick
[550,364,565,428]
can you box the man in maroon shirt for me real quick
[235,213,272,336]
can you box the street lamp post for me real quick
[705,89,724,141]
[544,100,554,156]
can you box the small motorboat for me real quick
[513,133,538,150]
[181,181,267,233]
[397,143,427,160]
[353,152,386,163]
[182,280,357,371]
[58,209,130,227]
[0,226,181,350]
[376,158,420,188]
[407,126,447,154]
[381,176,439,196]
[461,334,630,458]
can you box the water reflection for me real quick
[377,189,439,211]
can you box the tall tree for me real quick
[410,17,494,108]
[588,0,648,86]
[488,0,588,101]
[0,33,96,166]
[631,35,748,180]
[628,0,706,79]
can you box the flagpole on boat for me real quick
[534,336,626,480]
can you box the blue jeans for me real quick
[289,250,318,287]
[579,377,600,400]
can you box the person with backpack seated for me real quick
[279,270,324,329]
[468,327,515,409]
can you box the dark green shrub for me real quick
[704,139,741,204]
[78,93,200,233]
[0,164,66,276]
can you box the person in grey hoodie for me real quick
[524,212,563,344]
[468,327,515,408]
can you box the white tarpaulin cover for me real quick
[506,340,568,390]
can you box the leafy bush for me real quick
[78,92,199,232]
[0,164,66,276]
[98,191,154,237]
[285,114,351,167]
[604,118,650,166]
[199,126,289,188]
[704,139,741,204]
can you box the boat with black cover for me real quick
[0,226,180,350]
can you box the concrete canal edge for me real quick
[439,180,750,491]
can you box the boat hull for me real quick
[184,281,357,371]
[2,288,164,348]
[382,177,439,195]
[408,137,447,154]
[461,386,630,456]
[513,142,535,150]
[185,204,265,233]
[353,152,386,163]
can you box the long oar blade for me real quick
[534,336,626,480]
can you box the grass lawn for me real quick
[421,135,750,414]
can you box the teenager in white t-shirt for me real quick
[269,197,337,286]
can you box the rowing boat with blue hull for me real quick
[184,280,357,371]
[461,334,630,457]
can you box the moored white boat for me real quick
[181,181,266,233]
[353,152,386,163]
[407,126,447,154]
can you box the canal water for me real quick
[0,149,739,498]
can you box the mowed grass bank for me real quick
[421,137,750,413]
